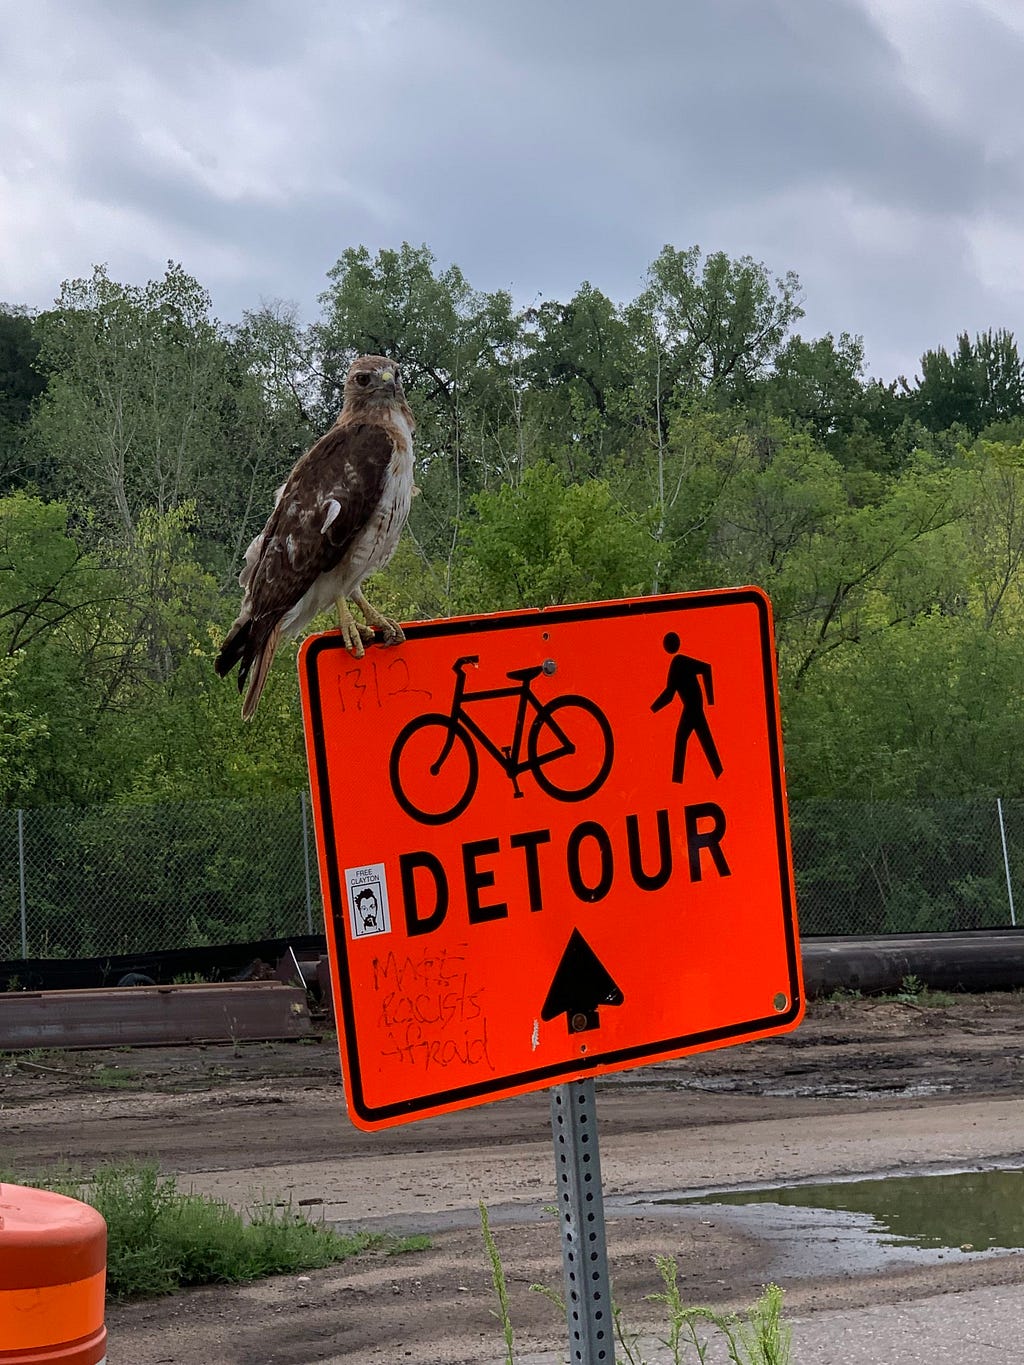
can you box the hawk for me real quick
[215,354,415,718]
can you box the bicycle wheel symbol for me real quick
[390,715,479,826]
[528,696,613,802]
[390,693,614,826]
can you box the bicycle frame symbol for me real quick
[389,655,614,825]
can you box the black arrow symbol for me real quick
[541,928,624,1034]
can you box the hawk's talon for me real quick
[337,598,368,658]
[340,625,366,659]
[351,588,405,648]
[376,616,406,647]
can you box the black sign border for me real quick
[302,588,802,1127]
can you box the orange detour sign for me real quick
[299,588,803,1130]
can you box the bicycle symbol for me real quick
[389,655,614,825]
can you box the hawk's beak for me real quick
[379,369,395,387]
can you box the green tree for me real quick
[762,332,866,444]
[0,653,48,802]
[723,445,961,690]
[32,265,227,537]
[32,263,223,535]
[0,493,123,803]
[608,407,753,594]
[956,439,1024,628]
[633,244,804,400]
[0,305,49,493]
[28,266,309,587]
[522,283,636,476]
[0,493,114,660]
[454,462,656,612]
[615,414,963,692]
[0,492,292,806]
[905,330,1024,435]
[785,610,1024,801]
[760,330,916,475]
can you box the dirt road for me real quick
[4,992,1024,1362]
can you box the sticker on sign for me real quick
[299,589,803,1130]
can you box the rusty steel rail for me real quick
[0,981,314,1051]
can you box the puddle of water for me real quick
[680,1168,1024,1253]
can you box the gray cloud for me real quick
[1,0,1022,382]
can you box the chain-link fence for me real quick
[791,797,1021,935]
[0,795,319,961]
[1,795,1021,960]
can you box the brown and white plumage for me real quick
[215,355,415,718]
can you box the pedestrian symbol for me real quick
[651,632,723,783]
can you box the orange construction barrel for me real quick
[0,1184,107,1364]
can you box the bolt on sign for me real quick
[299,588,803,1131]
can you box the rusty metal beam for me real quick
[0,982,314,1051]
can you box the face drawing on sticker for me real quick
[355,887,379,930]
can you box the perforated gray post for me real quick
[550,1078,614,1364]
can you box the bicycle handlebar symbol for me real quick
[389,655,614,825]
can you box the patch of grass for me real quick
[3,1049,79,1079]
[913,989,958,1007]
[7,1163,427,1300]
[826,978,957,1009]
[9,1047,69,1066]
[90,1064,142,1091]
[892,974,957,1007]
[824,986,862,1002]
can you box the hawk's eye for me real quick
[393,368,401,383]
[354,373,371,387]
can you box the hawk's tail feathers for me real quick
[215,617,281,720]
[214,618,252,683]
[240,622,282,721]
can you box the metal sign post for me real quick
[298,591,805,1357]
[551,1078,614,1364]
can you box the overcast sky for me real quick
[2,0,1023,382]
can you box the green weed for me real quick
[478,1198,795,1364]
[7,1162,427,1300]
[637,1261,791,1365]
[480,1201,515,1365]
[893,974,957,1007]
[90,1064,141,1090]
